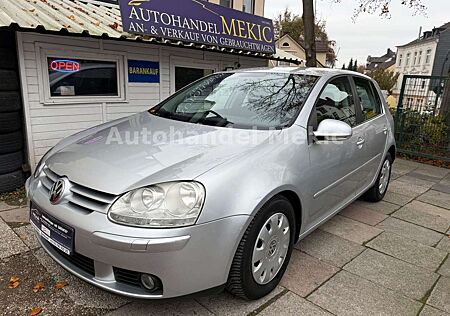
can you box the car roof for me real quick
[221,67,372,81]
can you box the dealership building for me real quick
[0,0,300,192]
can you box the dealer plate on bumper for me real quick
[30,204,74,255]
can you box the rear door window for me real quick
[353,77,382,121]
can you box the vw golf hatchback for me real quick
[26,68,396,300]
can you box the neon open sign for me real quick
[49,59,81,73]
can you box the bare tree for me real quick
[302,0,317,67]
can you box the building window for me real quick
[398,54,402,66]
[426,49,432,64]
[282,42,290,47]
[418,51,422,64]
[220,0,233,8]
[47,58,118,97]
[406,53,410,66]
[413,51,417,65]
[243,0,254,13]
[40,48,126,105]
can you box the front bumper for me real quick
[28,177,250,299]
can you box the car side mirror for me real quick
[312,119,352,142]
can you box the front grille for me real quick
[113,267,141,287]
[40,167,116,214]
[47,241,95,276]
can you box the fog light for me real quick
[140,273,156,291]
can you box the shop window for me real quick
[47,58,118,97]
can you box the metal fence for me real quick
[394,75,450,162]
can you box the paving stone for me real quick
[432,183,450,194]
[106,300,212,316]
[280,250,339,297]
[438,256,450,277]
[0,217,28,259]
[397,174,438,188]
[354,200,400,215]
[388,180,431,198]
[319,215,383,245]
[343,249,439,300]
[0,207,29,224]
[428,277,450,314]
[0,201,19,212]
[366,232,447,271]
[13,224,40,250]
[33,248,130,309]
[383,191,415,206]
[308,270,422,316]
[0,252,106,316]
[420,305,450,316]
[408,171,444,183]
[259,292,332,316]
[414,166,450,180]
[340,204,388,226]
[393,201,450,233]
[418,190,450,210]
[437,236,450,253]
[296,230,364,267]
[376,217,443,247]
[393,159,420,175]
[196,286,284,316]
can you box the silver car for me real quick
[26,68,396,300]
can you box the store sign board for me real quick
[118,0,275,54]
[128,60,160,83]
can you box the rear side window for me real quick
[353,77,382,121]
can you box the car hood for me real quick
[46,112,278,195]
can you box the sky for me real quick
[264,0,450,67]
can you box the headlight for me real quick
[108,182,205,228]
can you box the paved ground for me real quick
[0,158,449,316]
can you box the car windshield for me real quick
[150,72,318,129]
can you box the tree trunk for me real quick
[302,0,317,67]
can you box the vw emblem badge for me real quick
[49,179,66,205]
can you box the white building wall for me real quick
[17,32,266,168]
[393,39,438,94]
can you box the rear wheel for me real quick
[363,153,392,202]
[226,196,295,300]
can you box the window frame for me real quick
[37,46,126,105]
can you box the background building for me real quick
[393,22,450,111]
[275,34,327,66]
[366,48,396,73]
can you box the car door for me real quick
[351,76,389,191]
[306,76,367,223]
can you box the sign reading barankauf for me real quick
[118,0,275,54]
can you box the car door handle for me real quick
[356,138,365,147]
[382,127,389,134]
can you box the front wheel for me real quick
[363,153,393,202]
[226,196,295,300]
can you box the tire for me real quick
[0,112,21,133]
[0,70,19,91]
[0,131,23,154]
[0,151,23,174]
[226,195,295,300]
[362,153,393,202]
[0,170,24,193]
[0,91,21,112]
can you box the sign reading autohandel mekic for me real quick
[119,0,275,54]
